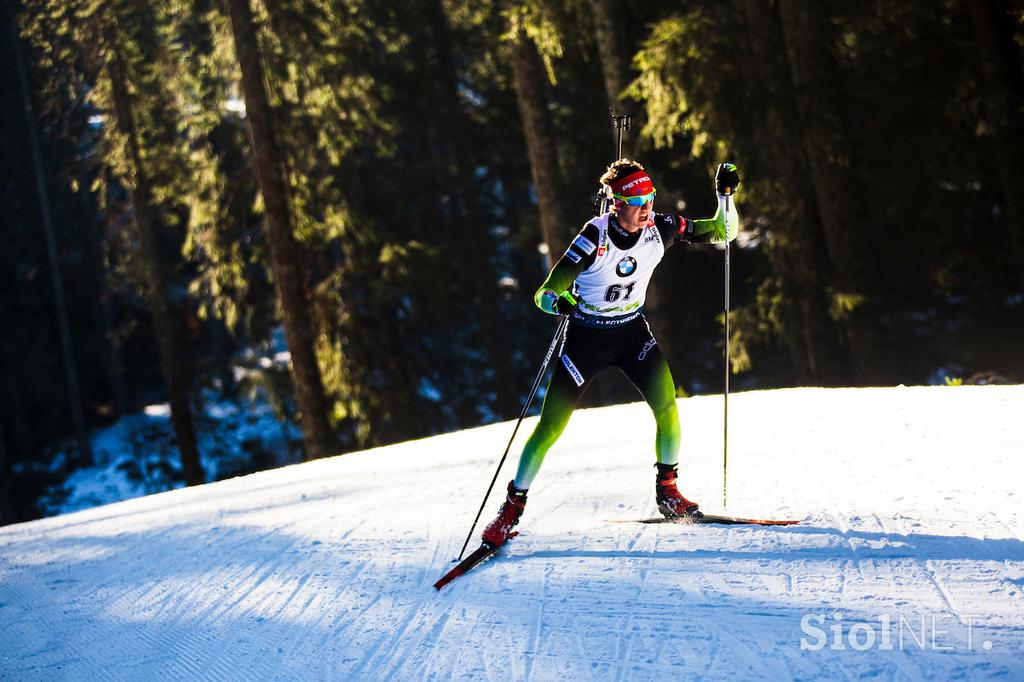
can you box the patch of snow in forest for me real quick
[43,389,301,516]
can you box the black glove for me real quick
[715,162,740,195]
[556,291,579,315]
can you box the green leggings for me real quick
[513,317,680,489]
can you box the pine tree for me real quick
[104,16,204,485]
[222,0,336,460]
[504,2,571,267]
[590,0,638,158]
[12,18,93,466]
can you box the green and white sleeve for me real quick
[686,197,739,244]
[533,223,599,314]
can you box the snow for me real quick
[2,385,1023,680]
[44,391,301,516]
[142,404,172,418]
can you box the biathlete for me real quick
[481,159,740,546]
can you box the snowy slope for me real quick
[2,386,1023,680]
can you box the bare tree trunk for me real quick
[87,170,131,415]
[590,0,637,158]
[2,357,36,462]
[781,197,849,385]
[224,0,335,460]
[107,44,203,486]
[777,0,883,383]
[12,26,93,466]
[100,277,131,414]
[507,21,571,267]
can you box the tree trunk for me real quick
[779,196,850,385]
[100,278,132,415]
[2,355,37,463]
[12,26,93,466]
[777,0,884,383]
[107,44,204,486]
[507,21,571,267]
[90,171,131,415]
[966,0,1024,286]
[590,0,637,158]
[224,0,335,460]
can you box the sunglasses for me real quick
[611,190,656,207]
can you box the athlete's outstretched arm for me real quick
[533,223,599,314]
[653,200,739,248]
[685,199,739,244]
[655,162,741,247]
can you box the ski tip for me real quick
[433,541,503,591]
[434,566,466,591]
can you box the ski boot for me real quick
[482,480,528,547]
[655,463,700,518]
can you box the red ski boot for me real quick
[655,463,700,517]
[481,480,528,547]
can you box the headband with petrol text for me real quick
[608,170,655,197]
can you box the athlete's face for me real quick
[615,198,653,233]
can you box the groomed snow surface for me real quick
[2,385,1023,680]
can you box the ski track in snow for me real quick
[2,385,1024,680]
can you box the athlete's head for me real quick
[600,159,655,233]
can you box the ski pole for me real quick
[456,315,569,560]
[722,190,731,508]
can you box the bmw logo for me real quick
[616,256,637,277]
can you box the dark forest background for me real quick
[2,0,1022,524]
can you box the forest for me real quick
[2,0,1022,524]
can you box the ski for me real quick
[434,535,515,591]
[608,514,800,527]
